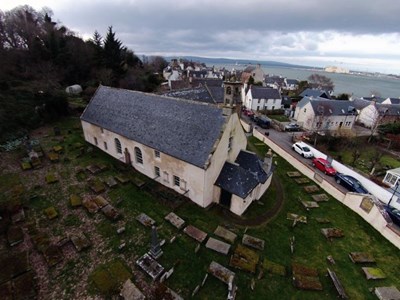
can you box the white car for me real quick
[292,142,314,158]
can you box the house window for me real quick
[228,136,233,151]
[181,179,187,191]
[154,150,160,158]
[154,166,160,177]
[135,147,143,164]
[174,175,180,187]
[104,141,108,150]
[304,108,307,113]
[94,137,98,146]
[115,138,122,154]
[226,86,232,95]
[100,127,104,133]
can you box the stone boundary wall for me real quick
[253,128,400,249]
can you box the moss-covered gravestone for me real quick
[45,173,58,184]
[69,194,82,207]
[44,207,58,220]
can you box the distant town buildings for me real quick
[324,66,350,74]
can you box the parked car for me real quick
[292,142,314,158]
[386,206,400,227]
[312,158,336,176]
[334,173,369,194]
[285,123,301,132]
[256,116,271,129]
[244,110,255,117]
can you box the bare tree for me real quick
[369,149,383,175]
[308,73,334,92]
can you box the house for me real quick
[351,98,400,128]
[241,64,265,84]
[300,88,331,99]
[264,75,285,90]
[244,86,282,111]
[382,97,400,105]
[361,96,386,103]
[284,79,299,91]
[383,168,400,188]
[81,84,273,216]
[294,97,357,132]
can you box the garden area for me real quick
[0,116,399,299]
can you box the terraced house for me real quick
[81,84,273,215]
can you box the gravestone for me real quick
[70,233,91,251]
[165,212,185,229]
[292,263,322,291]
[136,253,164,280]
[82,198,99,214]
[230,244,259,273]
[105,177,118,188]
[205,237,231,255]
[304,185,320,193]
[214,226,237,244]
[263,259,286,276]
[44,207,58,220]
[69,194,82,207]
[93,195,109,208]
[349,252,376,264]
[242,234,265,250]
[208,261,236,284]
[287,171,302,178]
[136,213,155,227]
[43,245,63,267]
[321,228,344,239]
[102,205,120,220]
[301,201,319,209]
[374,286,400,300]
[312,194,329,202]
[295,178,311,184]
[327,268,348,299]
[183,225,207,243]
[120,279,145,300]
[362,267,386,280]
[149,226,163,259]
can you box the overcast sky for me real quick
[2,0,400,74]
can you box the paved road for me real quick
[246,118,350,194]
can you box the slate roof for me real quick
[81,86,226,168]
[351,98,372,110]
[286,79,299,85]
[250,87,281,99]
[300,88,330,99]
[387,98,400,104]
[163,86,215,104]
[192,78,223,87]
[206,86,224,103]
[215,150,268,198]
[377,104,400,116]
[361,96,386,103]
[307,98,357,116]
[243,66,257,73]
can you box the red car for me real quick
[243,109,254,117]
[312,158,336,176]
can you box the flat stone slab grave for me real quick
[304,185,320,193]
[362,267,386,280]
[349,252,376,264]
[205,237,231,255]
[263,259,286,276]
[230,244,259,273]
[136,253,164,280]
[327,268,348,299]
[301,201,319,209]
[165,212,185,229]
[375,286,400,300]
[287,213,307,223]
[287,171,302,178]
[86,164,101,174]
[132,177,145,188]
[136,213,156,227]
[70,233,91,252]
[312,194,329,202]
[208,261,235,284]
[214,226,237,244]
[242,234,265,250]
[93,195,109,209]
[102,205,120,221]
[88,178,106,194]
[115,174,130,184]
[104,177,118,188]
[82,198,99,214]
[183,225,207,243]
[120,279,145,300]
[295,178,311,184]
[292,263,323,291]
[316,217,331,224]
[321,228,344,239]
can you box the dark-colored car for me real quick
[285,123,301,132]
[335,173,369,194]
[312,158,336,176]
[256,116,271,129]
[386,206,400,227]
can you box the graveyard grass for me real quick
[0,116,399,299]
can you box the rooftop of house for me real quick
[248,86,281,99]
[361,96,386,103]
[81,85,226,169]
[215,150,268,198]
[299,97,357,116]
[286,79,299,85]
[387,98,400,104]
[300,88,331,99]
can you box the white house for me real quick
[244,86,282,111]
[241,64,265,84]
[81,84,273,216]
[283,79,299,91]
[383,168,400,188]
[294,97,357,132]
[352,98,400,128]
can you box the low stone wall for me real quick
[253,128,400,249]
[240,119,252,133]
